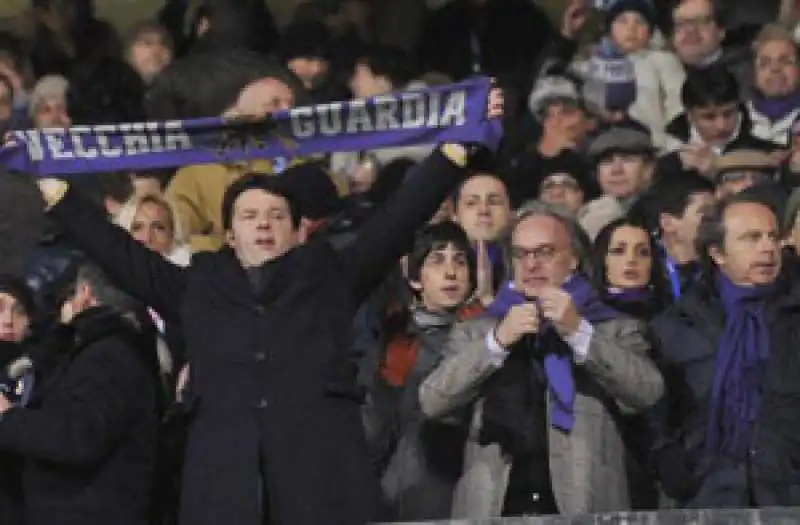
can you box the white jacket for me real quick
[746,100,800,147]
[574,48,685,151]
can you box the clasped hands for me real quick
[494,288,580,348]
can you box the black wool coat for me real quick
[0,306,158,525]
[46,150,468,525]
[651,271,800,508]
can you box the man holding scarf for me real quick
[419,200,663,518]
[652,191,800,507]
[31,87,504,525]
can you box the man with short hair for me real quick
[420,200,663,517]
[629,173,716,301]
[669,0,754,98]
[657,66,778,183]
[578,125,655,239]
[652,192,800,508]
[31,89,503,525]
[0,261,158,525]
[747,24,800,147]
[453,172,512,304]
[166,64,308,252]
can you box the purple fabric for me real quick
[707,272,775,459]
[0,77,502,177]
[486,275,619,431]
[751,90,800,123]
[584,41,638,113]
[605,286,653,303]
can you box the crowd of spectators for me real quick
[1,0,800,524]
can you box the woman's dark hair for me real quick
[592,217,668,299]
[681,65,739,110]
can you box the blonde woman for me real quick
[114,194,192,267]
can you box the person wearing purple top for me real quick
[419,200,663,518]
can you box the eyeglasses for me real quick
[541,177,580,192]
[510,244,560,263]
[756,55,797,70]
[718,171,776,185]
[673,14,715,32]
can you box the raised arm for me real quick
[338,145,468,304]
[39,179,186,322]
[337,87,503,304]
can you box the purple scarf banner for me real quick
[0,77,501,177]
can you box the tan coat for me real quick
[419,316,664,518]
[166,159,347,252]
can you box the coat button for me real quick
[531,492,540,502]
[254,399,269,409]
[254,352,267,362]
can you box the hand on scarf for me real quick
[538,287,581,338]
[495,303,539,348]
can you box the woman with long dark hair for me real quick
[592,217,669,321]
[592,217,669,510]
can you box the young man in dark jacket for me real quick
[0,262,158,525]
[32,91,503,525]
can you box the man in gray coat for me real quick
[419,201,664,518]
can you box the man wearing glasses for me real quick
[712,149,782,199]
[747,24,800,147]
[419,201,663,518]
[669,0,754,98]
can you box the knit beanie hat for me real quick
[528,75,581,120]
[583,44,637,114]
[604,0,656,31]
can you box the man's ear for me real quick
[225,230,235,247]
[408,279,423,293]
